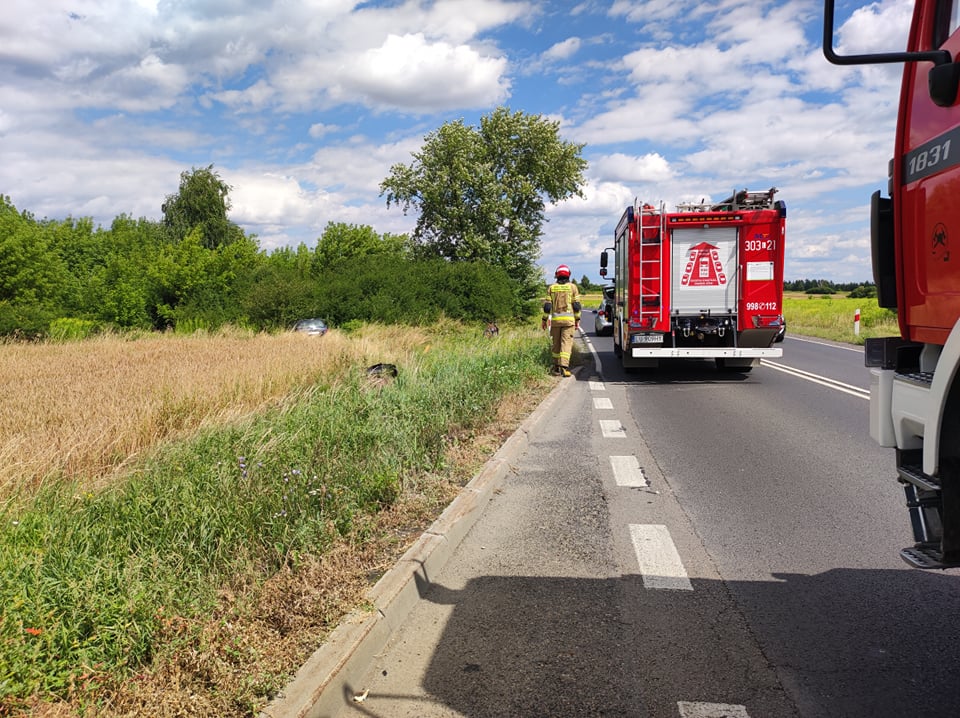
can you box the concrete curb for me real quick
[259,368,581,718]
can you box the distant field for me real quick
[782,293,898,344]
[579,290,603,307]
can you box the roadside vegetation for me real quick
[0,322,556,716]
[783,293,898,343]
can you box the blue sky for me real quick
[0,0,914,283]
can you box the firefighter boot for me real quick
[560,367,572,377]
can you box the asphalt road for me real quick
[337,330,960,718]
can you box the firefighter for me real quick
[541,264,581,377]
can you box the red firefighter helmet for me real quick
[554,264,571,279]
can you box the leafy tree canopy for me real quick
[312,222,409,271]
[162,165,243,249]
[379,107,587,298]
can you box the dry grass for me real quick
[0,326,434,503]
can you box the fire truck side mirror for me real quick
[929,62,960,108]
[822,0,951,69]
[600,250,608,269]
[600,267,607,278]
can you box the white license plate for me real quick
[632,334,663,344]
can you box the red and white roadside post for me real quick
[854,308,861,336]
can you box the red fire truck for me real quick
[824,0,960,568]
[599,188,786,372]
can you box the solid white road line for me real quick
[594,397,614,410]
[589,380,606,391]
[787,335,864,354]
[760,359,869,400]
[600,420,626,438]
[629,524,693,591]
[581,328,603,376]
[610,455,648,487]
[677,701,750,717]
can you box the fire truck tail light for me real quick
[752,314,782,328]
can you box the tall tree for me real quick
[162,165,243,249]
[380,107,587,298]
[312,222,409,271]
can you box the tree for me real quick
[847,284,877,299]
[579,275,594,291]
[162,165,243,249]
[380,107,587,298]
[0,197,71,333]
[312,222,409,271]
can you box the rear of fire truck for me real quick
[824,0,960,568]
[599,188,786,372]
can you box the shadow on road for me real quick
[341,566,960,718]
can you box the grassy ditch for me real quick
[0,323,556,715]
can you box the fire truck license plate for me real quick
[632,334,663,344]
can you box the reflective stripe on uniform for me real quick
[544,283,582,324]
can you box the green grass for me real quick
[0,326,551,705]
[783,293,899,344]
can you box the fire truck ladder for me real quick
[710,187,778,211]
[674,188,778,214]
[637,202,665,328]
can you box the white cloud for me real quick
[543,37,582,62]
[210,80,277,112]
[336,33,511,111]
[308,123,339,139]
[836,0,912,55]
[589,152,672,183]
[573,86,701,144]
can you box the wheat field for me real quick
[0,326,432,502]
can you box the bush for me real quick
[0,302,55,339]
[311,258,521,326]
[847,284,877,299]
[48,318,99,342]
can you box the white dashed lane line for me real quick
[599,420,626,438]
[628,524,693,591]
[610,455,648,487]
[589,354,750,711]
[678,701,750,717]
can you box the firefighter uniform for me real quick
[542,265,581,377]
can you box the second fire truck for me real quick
[599,188,786,371]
